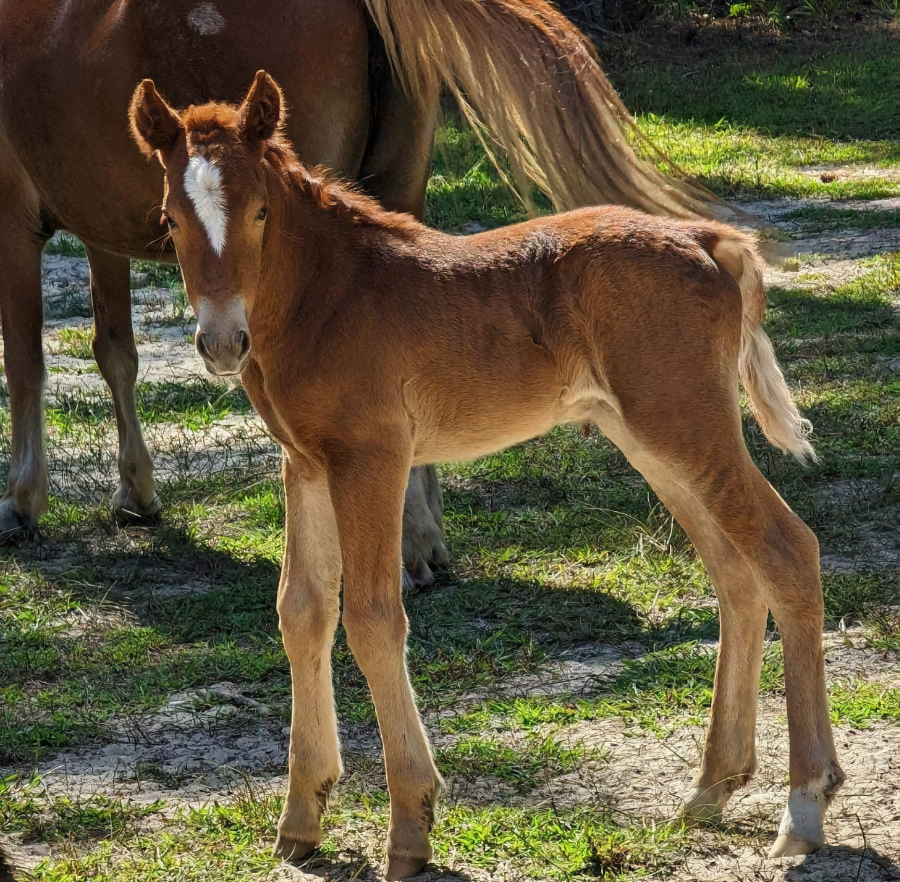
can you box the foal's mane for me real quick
[265,139,422,235]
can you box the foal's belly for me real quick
[407,353,594,465]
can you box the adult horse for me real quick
[0,0,717,582]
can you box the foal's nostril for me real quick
[196,332,211,361]
[236,329,250,359]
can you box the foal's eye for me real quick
[256,206,268,221]
[164,215,178,231]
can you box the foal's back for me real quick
[328,206,745,465]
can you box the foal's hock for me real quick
[130,71,844,879]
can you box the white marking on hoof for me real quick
[187,3,225,36]
[183,156,227,255]
[769,782,829,857]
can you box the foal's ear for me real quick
[129,80,183,160]
[240,71,284,144]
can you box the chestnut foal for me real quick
[130,73,844,878]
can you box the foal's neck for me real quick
[255,147,429,321]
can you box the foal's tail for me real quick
[712,233,816,464]
[363,0,729,221]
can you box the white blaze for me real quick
[183,156,228,256]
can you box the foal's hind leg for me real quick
[594,403,842,856]
[273,454,343,860]
[86,247,157,517]
[0,193,49,537]
[624,466,769,820]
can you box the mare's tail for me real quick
[711,232,816,463]
[363,0,731,221]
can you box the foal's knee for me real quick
[278,587,339,650]
[342,591,408,669]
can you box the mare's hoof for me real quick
[384,853,429,881]
[0,498,31,543]
[112,487,161,521]
[401,536,449,592]
[272,833,318,862]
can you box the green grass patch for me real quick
[436,732,592,791]
[781,206,900,232]
[829,681,900,726]
[52,326,94,360]
[44,234,87,258]
[1,774,162,842]
[45,378,252,434]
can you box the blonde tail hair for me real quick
[712,234,816,463]
[364,0,728,220]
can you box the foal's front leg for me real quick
[329,446,442,881]
[273,455,343,860]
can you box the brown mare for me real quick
[0,0,721,586]
[130,72,844,879]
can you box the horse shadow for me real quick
[784,844,899,881]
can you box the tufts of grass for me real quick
[432,804,684,879]
[436,732,593,791]
[781,206,900,232]
[1,773,163,842]
[828,681,900,726]
[44,234,87,258]
[51,325,94,360]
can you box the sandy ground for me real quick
[1,199,899,880]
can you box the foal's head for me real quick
[129,71,286,376]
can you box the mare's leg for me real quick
[0,186,49,536]
[85,247,158,517]
[273,454,344,859]
[359,70,448,589]
[402,464,448,589]
[328,444,441,880]
[594,382,842,857]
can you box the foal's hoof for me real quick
[768,790,828,858]
[681,777,743,825]
[112,487,161,521]
[384,853,430,881]
[0,498,31,543]
[768,831,821,858]
[272,833,318,862]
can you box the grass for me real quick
[50,326,94,360]
[1,15,898,882]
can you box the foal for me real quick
[130,72,844,879]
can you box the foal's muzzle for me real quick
[195,326,251,376]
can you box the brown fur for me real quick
[131,74,843,878]
[0,0,733,585]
